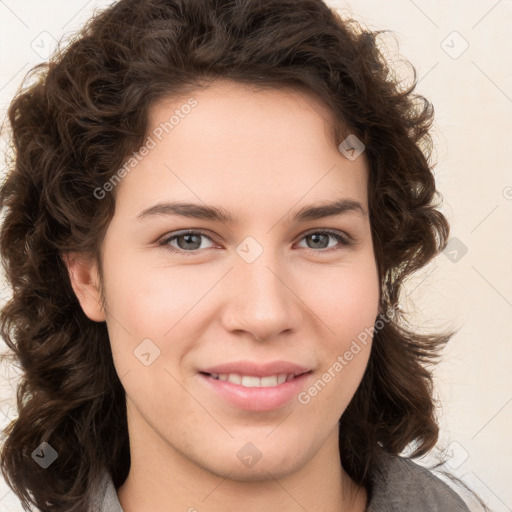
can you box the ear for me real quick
[61,252,106,322]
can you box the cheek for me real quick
[298,258,380,336]
[296,264,378,415]
[105,254,209,336]
[103,255,223,382]
[297,257,379,397]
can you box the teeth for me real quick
[208,372,296,387]
[242,375,261,387]
[277,373,288,385]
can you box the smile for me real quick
[205,372,304,387]
[198,371,313,411]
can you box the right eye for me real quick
[158,230,217,255]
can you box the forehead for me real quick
[151,79,336,124]
[113,80,369,219]
[148,79,348,153]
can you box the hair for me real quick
[0,0,489,511]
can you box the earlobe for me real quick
[60,252,106,322]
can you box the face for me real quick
[69,80,380,482]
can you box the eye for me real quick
[158,229,352,255]
[295,230,351,252]
[159,230,216,254]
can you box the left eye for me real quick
[159,229,350,254]
[296,231,349,251]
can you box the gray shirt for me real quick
[91,453,471,511]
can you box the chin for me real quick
[217,457,303,482]
[198,441,308,482]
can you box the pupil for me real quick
[180,234,200,250]
[309,233,327,249]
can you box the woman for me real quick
[0,0,488,511]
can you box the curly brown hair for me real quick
[0,0,482,511]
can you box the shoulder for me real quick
[366,452,471,512]
[89,470,124,512]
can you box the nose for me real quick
[220,248,302,341]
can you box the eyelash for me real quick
[157,229,352,256]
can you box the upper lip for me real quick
[200,360,312,378]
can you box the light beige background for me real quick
[0,1,511,510]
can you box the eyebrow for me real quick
[136,198,368,224]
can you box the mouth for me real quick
[197,369,314,411]
[199,370,311,388]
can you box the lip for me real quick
[198,361,313,411]
[200,360,311,378]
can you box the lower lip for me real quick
[198,372,313,411]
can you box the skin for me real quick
[65,80,380,512]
